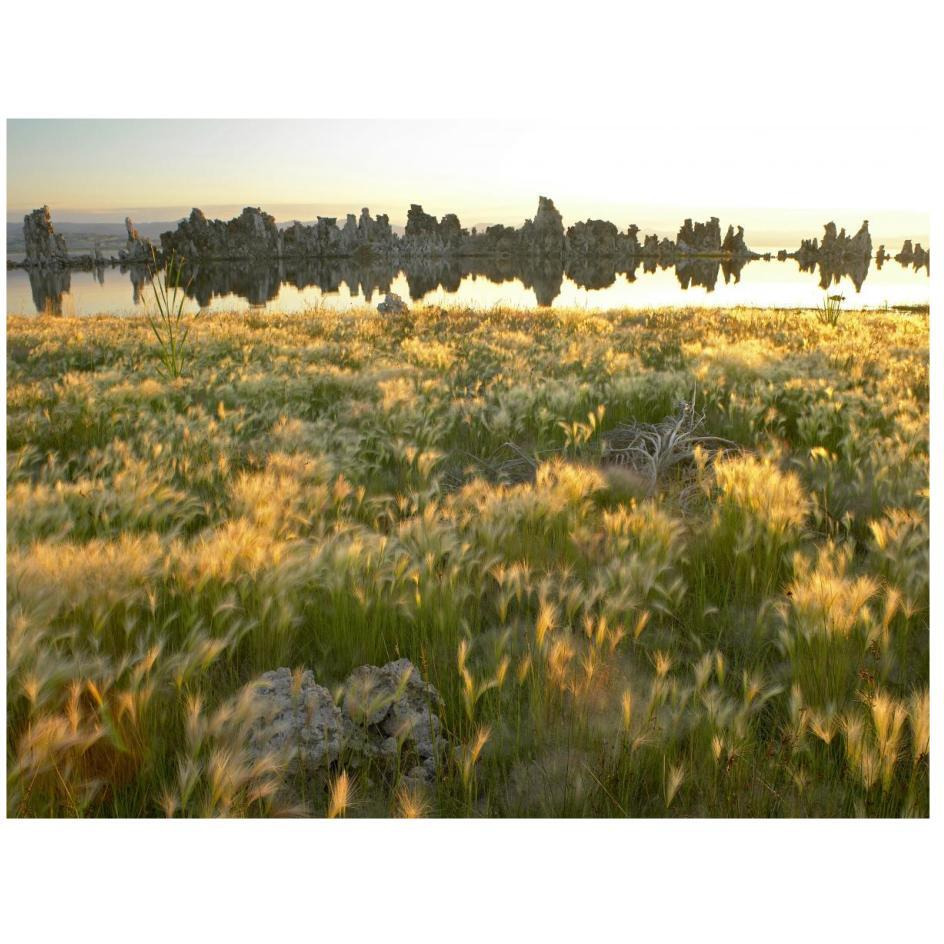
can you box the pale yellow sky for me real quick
[6,120,931,246]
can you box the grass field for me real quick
[5,303,929,816]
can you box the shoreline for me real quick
[14,198,930,276]
[6,301,931,319]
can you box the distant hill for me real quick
[6,219,181,253]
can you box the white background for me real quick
[1,2,941,941]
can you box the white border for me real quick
[2,2,941,940]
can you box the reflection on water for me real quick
[24,267,72,314]
[796,254,871,292]
[8,252,929,317]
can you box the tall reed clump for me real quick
[145,250,194,379]
[779,543,881,709]
[6,604,291,817]
[842,687,929,812]
[815,293,844,327]
[695,451,809,602]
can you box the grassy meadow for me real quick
[5,302,929,817]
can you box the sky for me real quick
[6,119,931,246]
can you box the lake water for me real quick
[6,251,930,316]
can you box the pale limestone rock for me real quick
[377,292,408,314]
[248,659,446,791]
[119,216,155,263]
[248,668,348,773]
[675,217,721,255]
[23,206,69,268]
[341,658,446,782]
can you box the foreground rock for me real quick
[249,659,446,793]
[343,658,446,785]
[377,292,408,314]
[249,668,348,773]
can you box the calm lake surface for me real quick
[6,251,930,316]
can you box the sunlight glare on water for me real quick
[6,255,929,316]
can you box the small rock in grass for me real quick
[248,659,447,793]
[248,667,349,773]
[377,292,408,314]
